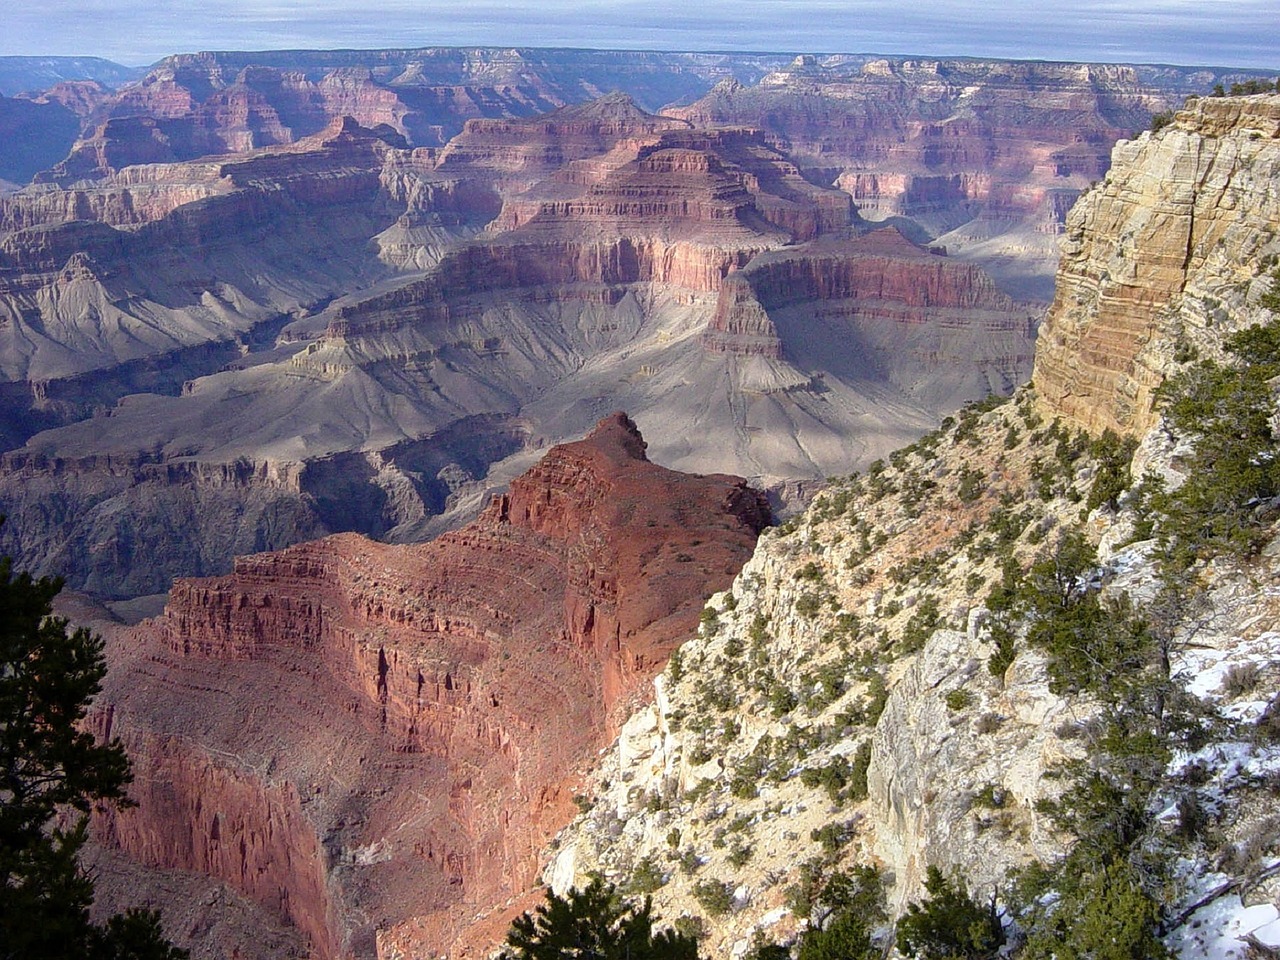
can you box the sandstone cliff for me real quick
[93,414,770,959]
[1033,93,1280,436]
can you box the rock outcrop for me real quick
[93,414,769,959]
[1033,93,1280,436]
[434,93,693,199]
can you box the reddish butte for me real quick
[93,413,769,958]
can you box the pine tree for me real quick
[0,546,186,959]
[501,877,697,960]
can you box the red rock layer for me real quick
[39,68,413,183]
[496,128,853,242]
[671,59,1169,233]
[434,92,693,195]
[703,228,1036,358]
[96,414,769,958]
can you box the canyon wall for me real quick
[94,414,769,959]
[30,49,794,183]
[702,228,1038,410]
[7,57,1252,601]
[1033,93,1280,435]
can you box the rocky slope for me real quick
[0,118,435,433]
[702,228,1037,410]
[0,96,1035,599]
[90,413,770,959]
[544,94,1280,959]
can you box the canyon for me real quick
[3,51,1261,602]
[73,88,1280,960]
[0,54,1129,599]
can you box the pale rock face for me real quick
[1033,94,1280,437]
[867,629,1070,909]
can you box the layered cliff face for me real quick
[547,94,1280,960]
[669,57,1245,300]
[0,117,503,591]
[92,414,769,959]
[491,127,853,243]
[0,118,435,409]
[1033,94,1280,436]
[434,93,694,199]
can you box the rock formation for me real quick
[702,228,1037,410]
[1033,93,1280,436]
[91,413,769,958]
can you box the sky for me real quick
[3,0,1278,69]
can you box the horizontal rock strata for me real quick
[94,414,769,958]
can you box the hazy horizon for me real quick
[5,0,1278,70]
